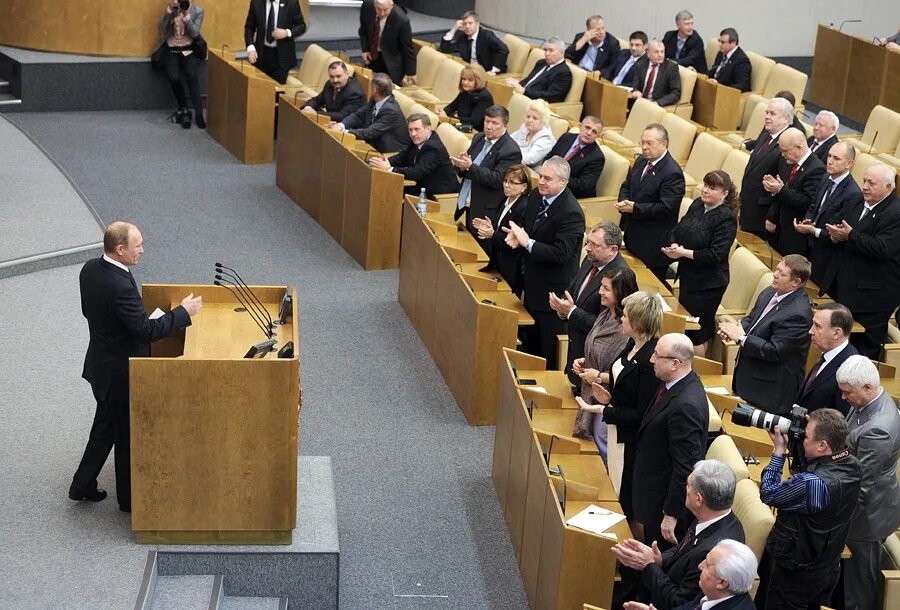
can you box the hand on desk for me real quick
[247,49,258,64]
[326,121,344,132]
[300,106,317,116]
[181,293,203,316]
[548,290,575,318]
[611,537,662,570]
[623,602,657,610]
[502,221,529,249]
[368,156,391,171]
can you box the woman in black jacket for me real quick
[439,64,494,131]
[662,170,738,356]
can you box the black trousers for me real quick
[70,398,131,508]
[765,559,841,610]
[849,308,892,359]
[164,47,202,117]
[258,45,288,84]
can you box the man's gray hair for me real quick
[870,163,898,187]
[713,539,758,594]
[374,0,393,6]
[835,355,881,389]
[647,40,666,53]
[542,156,571,181]
[675,9,694,23]
[769,97,795,120]
[691,460,737,510]
[590,221,623,247]
[816,110,840,131]
[544,37,566,52]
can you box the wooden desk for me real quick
[692,77,741,131]
[582,76,629,129]
[810,25,853,112]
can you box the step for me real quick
[0,92,22,105]
[149,575,217,610]
[221,595,288,610]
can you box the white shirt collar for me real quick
[102,254,130,273]
[468,28,479,42]
[772,287,798,301]
[724,46,738,61]
[648,150,668,165]
[822,340,850,365]
[702,596,736,609]
[695,510,732,536]
[665,369,690,390]
[864,194,891,212]
[830,170,850,185]
[548,58,566,68]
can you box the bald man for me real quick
[69,222,202,512]
[763,127,825,256]
[624,40,681,107]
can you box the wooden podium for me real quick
[129,284,301,545]
[692,77,741,130]
[582,76,629,129]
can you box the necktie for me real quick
[370,17,381,60]
[576,266,599,300]
[859,206,871,221]
[456,140,493,210]
[747,294,780,334]
[810,141,820,153]
[643,64,658,98]
[652,384,667,406]
[332,86,339,101]
[469,38,478,64]
[613,56,635,85]
[804,356,825,391]
[641,161,655,181]
[537,197,551,217]
[757,136,772,154]
[676,38,685,58]
[523,65,548,89]
[788,164,800,183]
[265,0,276,44]
[813,181,836,223]
[564,142,582,161]
[675,523,697,553]
[714,56,728,79]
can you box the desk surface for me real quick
[550,455,619,501]
[476,291,534,326]
[532,410,598,455]
[564,500,633,542]
[181,302,285,360]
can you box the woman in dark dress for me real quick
[439,64,494,131]
[662,170,738,356]
[472,165,531,294]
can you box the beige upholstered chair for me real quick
[407,103,439,129]
[436,123,470,159]
[578,145,630,218]
[843,105,900,156]
[287,44,331,87]
[737,51,776,117]
[663,65,697,119]
[404,46,444,91]
[877,138,900,169]
[506,92,532,133]
[662,113,698,165]
[718,101,767,148]
[678,197,693,221]
[682,132,734,190]
[706,435,751,481]
[548,62,586,122]
[392,89,417,117]
[501,34,533,76]
[694,148,750,197]
[708,399,722,432]
[850,152,883,189]
[548,115,571,140]
[717,248,771,317]
[760,63,808,109]
[519,47,545,81]
[705,38,720,71]
[409,59,464,107]
[732,478,775,562]
[883,533,900,610]
[603,98,667,152]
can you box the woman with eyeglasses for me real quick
[472,164,531,293]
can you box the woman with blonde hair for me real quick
[510,98,557,169]
[439,64,494,131]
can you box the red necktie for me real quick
[643,64,658,98]
[565,143,582,161]
[757,137,771,154]
[370,18,381,60]
[804,357,825,391]
[788,164,799,182]
[652,384,667,405]
[576,266,599,300]
[641,161,655,181]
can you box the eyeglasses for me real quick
[503,180,527,186]
[653,351,679,361]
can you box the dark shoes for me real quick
[195,111,206,129]
[69,488,107,502]
[119,504,131,513]
[176,108,192,129]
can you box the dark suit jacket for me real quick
[442,88,493,132]
[459,131,522,243]
[342,95,410,153]
[733,286,813,413]
[302,77,366,121]
[796,342,858,416]
[518,188,586,314]
[519,60,572,103]
[545,133,605,198]
[618,151,686,269]
[439,27,509,73]
[673,593,755,610]
[565,33,620,73]
[601,338,657,444]
[834,191,900,314]
[389,131,459,198]
[808,133,838,163]
[640,513,746,610]
[564,253,629,385]
[244,0,306,71]
[767,153,826,256]
[805,174,863,295]
[625,59,682,106]
[663,29,708,72]
[633,370,709,528]
[739,130,788,233]
[603,51,648,84]
[80,258,191,403]
[489,195,529,293]
[668,199,737,293]
[708,46,751,92]
[358,0,416,84]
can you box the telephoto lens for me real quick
[731,403,791,433]
[179,0,190,10]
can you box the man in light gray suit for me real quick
[836,355,900,610]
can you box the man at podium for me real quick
[69,222,202,513]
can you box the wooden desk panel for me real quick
[275,98,305,207]
[809,25,853,112]
[319,133,349,243]
[295,112,327,220]
[582,76,628,129]
[692,78,741,131]
[882,51,900,116]
[845,37,889,124]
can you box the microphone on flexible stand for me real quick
[214,274,273,338]
[214,262,274,331]
[214,269,274,336]
[213,279,272,339]
[838,19,861,32]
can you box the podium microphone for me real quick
[838,19,861,32]
[214,268,273,334]
[214,274,273,337]
[215,262,274,330]
[213,279,272,339]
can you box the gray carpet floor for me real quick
[0,110,528,609]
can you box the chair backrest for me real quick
[392,89,417,117]
[678,197,693,220]
[851,152,882,189]
[507,92,532,133]
[503,34,532,74]
[721,149,751,195]
[745,51,776,94]
[296,44,331,85]
[705,37,719,70]
[317,56,345,88]
[684,132,734,182]
[548,115,571,140]
[748,272,774,314]
[675,65,697,106]
[620,98,668,146]
[415,46,446,89]
[521,47,545,79]
[761,63,808,106]
[430,59,464,102]
[708,399,722,432]
[742,100,768,139]
[719,247,769,312]
[436,123,471,158]
[597,145,630,198]
[565,62,587,103]
[661,113,698,165]
[705,435,751,482]
[859,105,900,153]
[732,478,776,561]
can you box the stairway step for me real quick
[221,595,287,610]
[149,575,217,610]
[0,92,21,105]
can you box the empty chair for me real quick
[694,148,750,197]
[843,105,900,155]
[745,51,776,96]
[286,55,352,100]
[578,145,631,220]
[409,59,464,106]
[706,435,751,481]
[663,65,697,119]
[662,113,698,165]
[716,247,770,316]
[436,122,470,158]
[682,132,734,189]
[501,34,532,76]
[407,46,445,91]
[287,44,331,87]
[732,478,775,562]
[602,98,667,151]
[718,101,767,148]
[877,137,900,169]
[760,63,807,109]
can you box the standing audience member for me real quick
[807,110,840,162]
[503,157,585,367]
[836,355,900,610]
[565,14,620,76]
[510,99,557,170]
[633,333,709,549]
[157,0,207,128]
[506,37,572,103]
[439,64,494,132]
[760,408,861,610]
[329,72,410,153]
[707,28,751,92]
[616,123,686,283]
[662,10,708,73]
[827,163,900,359]
[625,41,681,107]
[570,268,638,459]
[359,0,416,85]
[797,303,858,416]
[663,170,738,356]
[718,255,813,414]
[244,0,305,84]
[439,11,508,74]
[604,31,649,86]
[543,116,605,198]
[302,60,366,121]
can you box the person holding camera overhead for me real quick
[156,0,206,129]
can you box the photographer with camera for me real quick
[759,408,861,610]
[155,0,206,129]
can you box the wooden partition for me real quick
[692,77,741,130]
[582,76,629,128]
[130,284,300,544]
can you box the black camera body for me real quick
[732,403,809,471]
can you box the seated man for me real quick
[662,9,707,73]
[614,460,745,610]
[807,110,840,162]
[603,31,648,86]
[328,72,410,153]
[543,115,605,198]
[301,60,366,121]
[565,14,620,76]
[718,254,813,414]
[368,113,459,199]
[624,40,681,107]
[505,37,572,103]
[707,28,751,92]
[439,10,508,74]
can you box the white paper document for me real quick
[705,386,730,395]
[565,504,626,537]
[149,308,165,320]
[522,386,548,394]
[656,294,672,312]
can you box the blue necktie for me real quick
[537,197,551,217]
[457,140,493,210]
